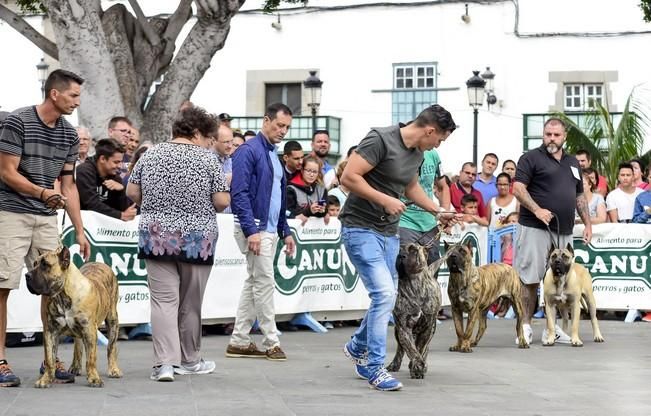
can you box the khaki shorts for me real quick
[513,224,573,285]
[0,211,59,290]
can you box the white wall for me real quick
[1,0,650,173]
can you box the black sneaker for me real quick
[40,359,75,383]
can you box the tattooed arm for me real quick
[513,182,552,225]
[576,193,593,243]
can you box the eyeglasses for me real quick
[303,169,319,175]
[463,171,477,177]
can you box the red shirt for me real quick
[450,182,487,218]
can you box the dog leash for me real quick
[545,212,561,250]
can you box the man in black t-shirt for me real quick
[513,117,592,346]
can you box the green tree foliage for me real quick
[641,0,651,22]
[557,87,651,189]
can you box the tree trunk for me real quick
[141,0,244,143]
[45,0,125,140]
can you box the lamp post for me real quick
[36,58,49,99]
[303,70,323,134]
[466,70,486,166]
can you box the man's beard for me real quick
[315,148,329,158]
[546,143,561,154]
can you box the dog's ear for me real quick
[566,242,574,256]
[58,246,71,270]
[465,239,474,253]
[547,244,556,259]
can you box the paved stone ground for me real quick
[1,319,649,416]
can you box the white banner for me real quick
[573,223,651,310]
[8,212,647,332]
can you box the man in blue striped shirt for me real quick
[0,69,90,387]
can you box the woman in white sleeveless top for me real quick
[487,172,519,229]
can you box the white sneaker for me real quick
[542,324,572,344]
[150,364,174,381]
[516,323,533,345]
[174,359,216,375]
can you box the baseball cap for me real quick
[218,113,233,121]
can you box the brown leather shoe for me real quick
[225,342,266,358]
[265,346,287,361]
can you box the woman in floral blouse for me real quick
[127,106,230,382]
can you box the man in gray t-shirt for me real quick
[340,105,457,391]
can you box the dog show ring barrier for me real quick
[7,212,651,334]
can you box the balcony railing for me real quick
[231,115,342,157]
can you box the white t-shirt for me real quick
[488,196,518,228]
[606,187,643,221]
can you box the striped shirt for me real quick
[0,106,79,215]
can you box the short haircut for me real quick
[108,116,133,129]
[629,158,645,172]
[94,138,125,159]
[312,129,330,141]
[44,69,84,99]
[618,162,634,174]
[244,130,256,137]
[461,161,477,171]
[544,117,567,131]
[233,131,244,140]
[502,159,516,169]
[171,106,219,139]
[461,193,478,206]
[482,153,499,163]
[413,104,456,133]
[575,149,591,160]
[283,140,303,155]
[496,172,511,183]
[265,103,293,120]
[327,195,340,207]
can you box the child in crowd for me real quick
[326,195,341,217]
[286,156,329,225]
[488,212,518,320]
[460,194,489,228]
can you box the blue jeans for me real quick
[342,227,400,373]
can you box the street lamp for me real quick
[36,58,49,99]
[303,70,323,133]
[466,70,486,166]
[481,66,497,109]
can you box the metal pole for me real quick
[473,107,478,166]
[311,105,317,134]
[41,81,45,99]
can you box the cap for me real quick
[218,113,233,121]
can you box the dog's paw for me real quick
[449,345,461,352]
[386,362,400,372]
[87,377,104,388]
[410,370,425,379]
[571,338,584,347]
[542,337,555,347]
[518,338,531,349]
[594,335,605,343]
[459,345,473,353]
[108,368,123,378]
[68,365,81,376]
[34,376,52,389]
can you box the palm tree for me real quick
[557,86,651,189]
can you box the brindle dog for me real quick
[25,246,122,388]
[386,243,446,379]
[445,241,529,352]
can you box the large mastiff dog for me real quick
[542,243,605,347]
[25,246,122,388]
[386,243,445,379]
[445,241,529,352]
